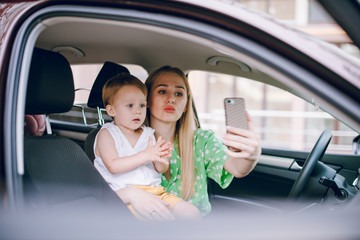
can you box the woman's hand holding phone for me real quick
[222,104,261,177]
[224,97,248,152]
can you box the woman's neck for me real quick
[150,118,176,143]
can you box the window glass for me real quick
[49,64,148,125]
[188,71,357,154]
[238,0,296,20]
[308,0,335,24]
[221,0,359,58]
[71,64,148,104]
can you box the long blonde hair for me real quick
[145,66,198,200]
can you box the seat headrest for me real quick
[87,61,129,109]
[25,48,74,115]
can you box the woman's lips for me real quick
[164,106,175,113]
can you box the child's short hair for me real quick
[102,73,147,107]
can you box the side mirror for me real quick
[353,135,360,155]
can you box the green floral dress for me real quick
[161,128,234,215]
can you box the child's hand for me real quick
[144,136,172,164]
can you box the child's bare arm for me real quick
[148,136,172,173]
[97,129,151,174]
[97,130,171,174]
[153,157,170,173]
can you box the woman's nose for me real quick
[168,96,175,104]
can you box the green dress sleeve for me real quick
[195,129,234,189]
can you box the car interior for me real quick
[23,47,130,214]
[10,3,359,217]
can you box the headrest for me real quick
[87,61,129,109]
[25,48,74,114]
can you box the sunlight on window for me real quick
[71,64,148,104]
[188,71,356,154]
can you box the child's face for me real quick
[106,85,147,131]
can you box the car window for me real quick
[71,64,148,104]
[49,64,148,125]
[230,0,360,61]
[188,70,357,154]
[50,65,357,155]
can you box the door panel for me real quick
[209,147,360,203]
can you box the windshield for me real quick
[218,0,360,59]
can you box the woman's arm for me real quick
[222,113,261,178]
[116,187,174,220]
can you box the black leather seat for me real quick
[23,48,129,213]
[84,61,130,162]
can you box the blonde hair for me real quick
[102,73,147,108]
[145,66,198,200]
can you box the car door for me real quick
[33,1,360,205]
[194,70,360,204]
[2,0,360,211]
[209,0,360,203]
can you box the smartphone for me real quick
[224,97,248,130]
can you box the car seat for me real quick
[23,48,129,213]
[84,61,130,162]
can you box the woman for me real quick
[116,66,261,220]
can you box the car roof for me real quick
[2,1,359,83]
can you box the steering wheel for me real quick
[288,130,332,200]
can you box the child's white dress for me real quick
[94,122,161,191]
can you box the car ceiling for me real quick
[34,16,283,88]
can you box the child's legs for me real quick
[160,190,201,219]
[129,186,201,220]
[171,199,201,220]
